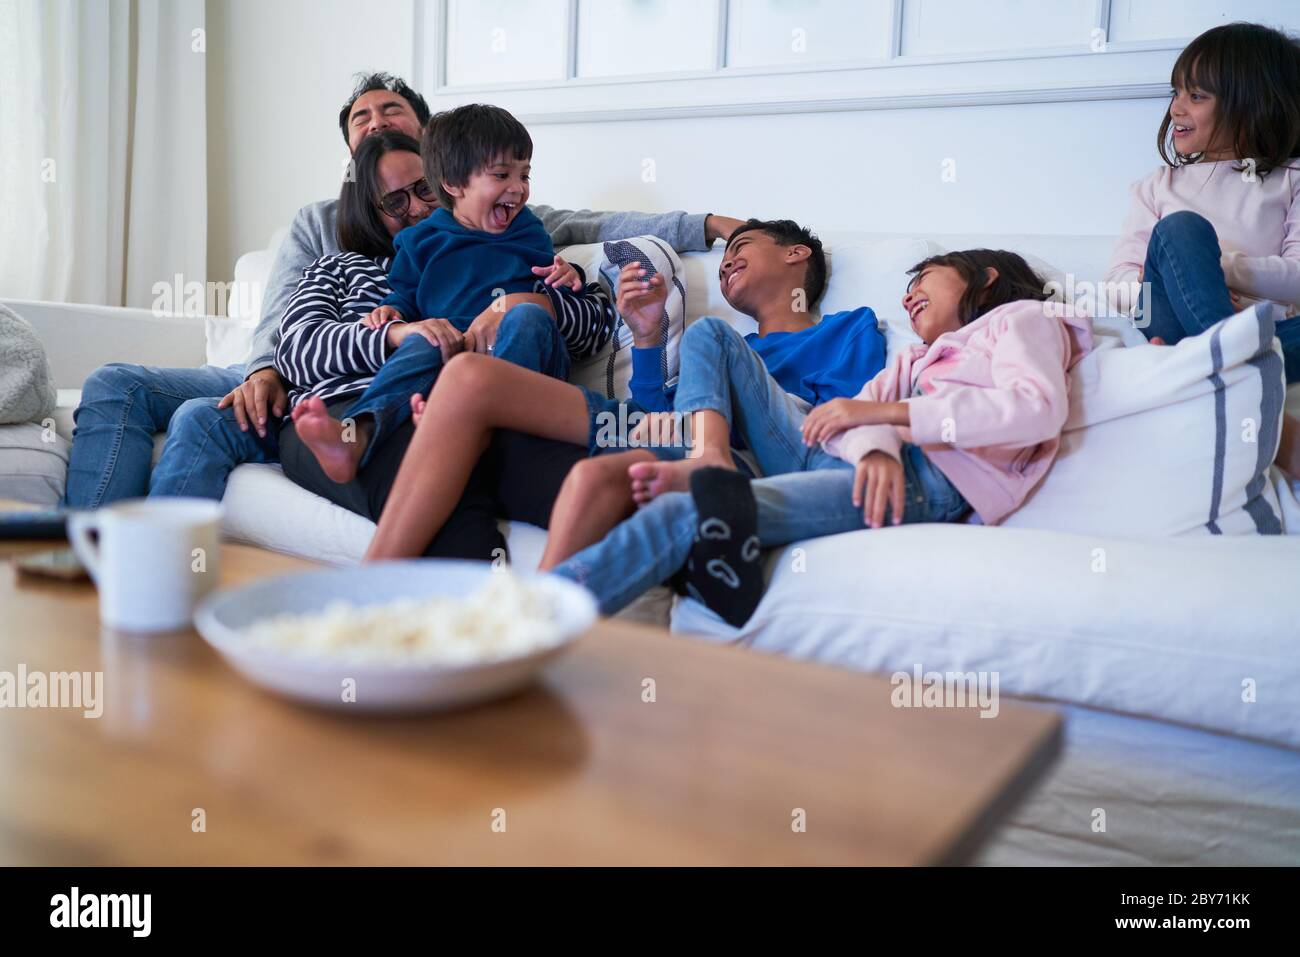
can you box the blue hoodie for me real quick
[380,205,555,330]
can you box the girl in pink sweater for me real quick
[1105,22,1300,382]
[550,250,1091,626]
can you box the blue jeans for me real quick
[669,315,842,473]
[344,303,571,468]
[554,443,969,616]
[63,362,245,508]
[149,397,280,499]
[1140,210,1300,382]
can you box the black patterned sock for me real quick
[682,468,764,628]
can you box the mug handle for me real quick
[66,512,103,585]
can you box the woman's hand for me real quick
[852,451,905,529]
[616,261,668,348]
[463,293,555,354]
[388,317,464,357]
[532,255,583,291]
[802,399,898,447]
[363,305,403,330]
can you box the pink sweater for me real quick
[823,301,1093,526]
[1106,161,1300,315]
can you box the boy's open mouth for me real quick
[491,201,517,228]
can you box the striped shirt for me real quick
[274,252,613,410]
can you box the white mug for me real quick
[68,498,222,633]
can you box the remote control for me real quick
[0,508,70,540]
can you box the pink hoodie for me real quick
[823,300,1093,525]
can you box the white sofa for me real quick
[6,226,1300,866]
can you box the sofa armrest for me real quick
[2,298,209,390]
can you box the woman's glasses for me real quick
[378,179,437,218]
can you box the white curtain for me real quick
[0,0,206,308]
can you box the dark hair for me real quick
[337,72,432,147]
[336,130,422,260]
[421,104,532,208]
[906,249,1049,326]
[725,218,827,307]
[1158,22,1300,179]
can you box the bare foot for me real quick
[627,448,735,505]
[292,395,366,483]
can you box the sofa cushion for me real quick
[563,236,688,401]
[1004,304,1287,537]
[218,461,673,624]
[670,521,1300,750]
[0,422,70,505]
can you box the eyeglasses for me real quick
[378,179,437,218]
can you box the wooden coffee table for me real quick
[0,530,1060,865]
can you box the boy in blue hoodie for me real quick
[293,103,603,482]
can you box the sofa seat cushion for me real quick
[0,422,70,506]
[220,462,556,568]
[1005,305,1287,537]
[671,522,1300,750]
[218,461,673,624]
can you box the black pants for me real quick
[278,397,586,560]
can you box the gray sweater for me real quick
[0,304,56,424]
[245,201,710,375]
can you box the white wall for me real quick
[205,0,1174,284]
[517,96,1164,239]
[206,0,413,286]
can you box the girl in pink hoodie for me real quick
[550,250,1092,626]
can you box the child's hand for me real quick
[853,451,905,529]
[801,398,878,447]
[533,255,583,291]
[364,305,403,329]
[410,392,427,427]
[616,261,668,348]
[1229,289,1244,310]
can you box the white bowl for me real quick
[193,560,597,713]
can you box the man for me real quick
[63,71,743,507]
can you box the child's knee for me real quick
[499,302,559,340]
[440,350,494,391]
[683,315,735,349]
[565,453,637,500]
[1154,210,1218,246]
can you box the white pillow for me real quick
[563,236,687,401]
[818,237,938,356]
[205,240,279,367]
[1004,303,1287,537]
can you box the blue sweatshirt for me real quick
[629,306,886,412]
[380,206,555,329]
[747,307,886,406]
